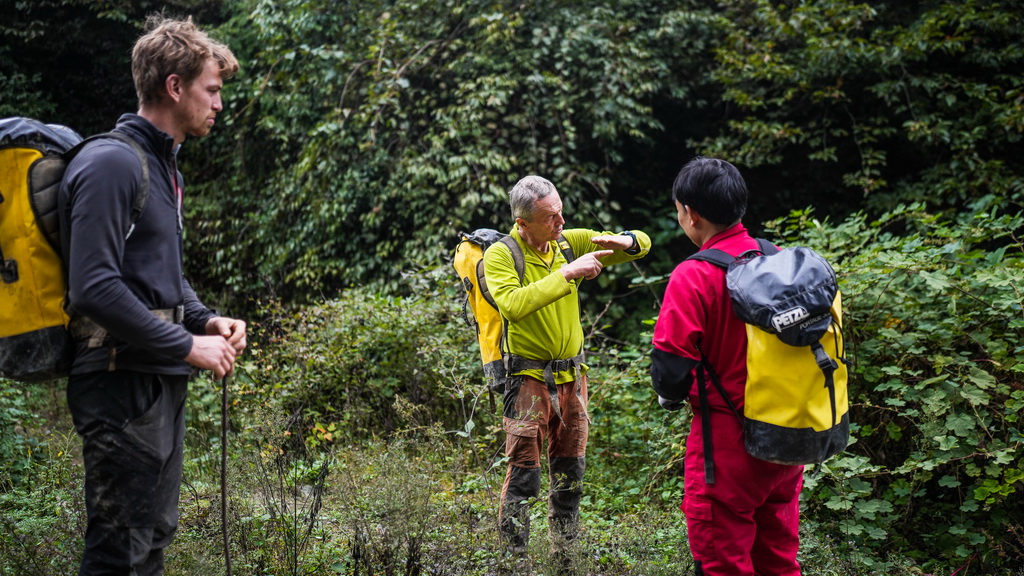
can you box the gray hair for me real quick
[509,175,557,221]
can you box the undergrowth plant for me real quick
[772,202,1024,573]
[0,384,60,489]
[10,201,1023,572]
[236,268,478,445]
[0,425,83,576]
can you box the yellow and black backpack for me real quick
[0,117,148,383]
[688,239,849,481]
[453,228,573,395]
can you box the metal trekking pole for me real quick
[221,375,233,576]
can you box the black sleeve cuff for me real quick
[620,231,641,255]
[650,347,699,401]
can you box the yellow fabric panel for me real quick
[0,147,69,338]
[743,294,848,432]
[475,304,504,365]
[453,239,502,366]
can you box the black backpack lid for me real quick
[461,228,506,250]
[0,117,82,153]
[726,246,838,347]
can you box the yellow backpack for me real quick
[688,239,849,481]
[454,229,510,387]
[0,117,148,382]
[453,229,573,394]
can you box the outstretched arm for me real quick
[562,229,651,269]
[590,234,636,252]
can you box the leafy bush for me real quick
[235,267,485,445]
[585,340,686,510]
[773,203,1024,572]
[698,0,1024,220]
[0,385,49,489]
[0,428,84,576]
[188,0,697,303]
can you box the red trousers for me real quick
[683,408,803,576]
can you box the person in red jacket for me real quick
[650,157,803,576]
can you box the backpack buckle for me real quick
[812,344,838,373]
[1,259,17,284]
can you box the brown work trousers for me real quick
[499,374,589,556]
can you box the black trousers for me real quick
[68,371,188,576]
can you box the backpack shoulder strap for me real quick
[497,234,526,284]
[694,359,744,485]
[754,237,778,256]
[67,132,150,235]
[478,235,524,310]
[556,235,574,264]
[686,248,734,269]
[686,238,779,269]
[100,132,150,226]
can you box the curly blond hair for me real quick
[131,14,239,106]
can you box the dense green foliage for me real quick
[0,285,916,575]
[0,0,236,133]
[700,0,1024,217]
[186,0,699,303]
[2,0,1023,573]
[776,206,1023,571]
[235,270,477,444]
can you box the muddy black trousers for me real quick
[67,371,188,576]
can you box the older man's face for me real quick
[525,192,565,244]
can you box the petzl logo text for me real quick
[772,307,809,332]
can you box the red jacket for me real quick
[651,224,760,414]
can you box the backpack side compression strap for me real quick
[0,190,11,283]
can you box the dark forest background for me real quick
[2,1,1022,574]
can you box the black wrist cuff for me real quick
[620,231,640,255]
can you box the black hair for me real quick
[671,157,748,226]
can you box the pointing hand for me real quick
[562,250,614,281]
